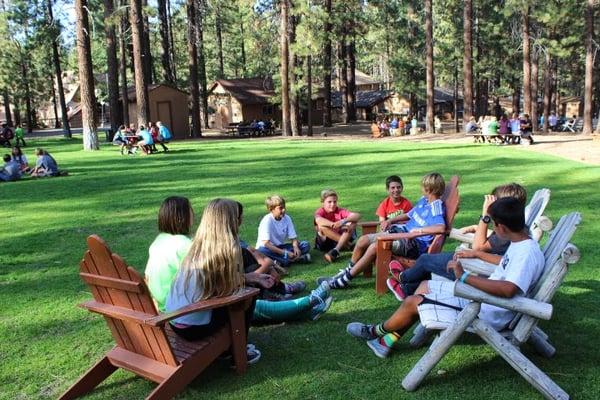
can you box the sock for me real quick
[252,297,311,323]
[373,323,389,337]
[331,270,353,288]
[381,332,401,347]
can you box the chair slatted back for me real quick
[509,212,581,343]
[80,235,178,367]
[428,175,460,254]
[525,188,551,232]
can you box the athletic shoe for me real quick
[388,260,405,281]
[262,290,293,301]
[309,280,331,303]
[310,296,333,321]
[324,248,340,263]
[298,253,312,263]
[367,338,392,358]
[228,343,261,367]
[346,322,377,340]
[316,274,350,289]
[285,280,307,294]
[386,278,406,302]
[316,276,332,286]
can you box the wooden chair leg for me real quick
[228,304,248,375]
[528,327,556,358]
[375,241,391,295]
[473,319,568,400]
[402,302,480,391]
[409,323,434,348]
[59,356,117,400]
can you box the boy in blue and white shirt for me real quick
[256,195,311,267]
[319,173,446,289]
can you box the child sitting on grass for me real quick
[256,195,311,267]
[318,173,446,289]
[314,189,362,263]
[346,197,544,358]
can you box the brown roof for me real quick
[209,77,275,105]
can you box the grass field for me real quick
[1,136,600,400]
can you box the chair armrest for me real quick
[80,301,156,323]
[145,287,260,327]
[453,282,553,320]
[358,221,380,228]
[458,258,497,276]
[448,228,474,244]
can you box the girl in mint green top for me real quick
[145,197,194,312]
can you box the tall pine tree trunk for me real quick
[425,0,435,133]
[75,0,99,150]
[14,100,21,126]
[512,78,520,115]
[542,53,552,133]
[522,8,532,118]
[20,57,33,132]
[50,70,59,128]
[158,0,175,83]
[215,9,225,78]
[3,90,12,127]
[288,12,300,136]
[322,0,332,127]
[280,0,290,136]
[531,51,539,132]
[130,0,150,127]
[142,0,153,85]
[47,0,71,137]
[187,0,201,137]
[119,7,130,127]
[105,0,121,132]
[463,0,473,128]
[240,20,246,77]
[168,0,177,80]
[583,0,595,134]
[346,36,356,122]
[454,63,459,132]
[307,55,313,136]
[338,39,348,124]
[196,0,208,130]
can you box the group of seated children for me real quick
[0,146,60,182]
[372,116,419,138]
[112,121,172,155]
[143,173,545,364]
[145,195,332,364]
[0,123,25,148]
[466,113,534,145]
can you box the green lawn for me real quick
[1,136,599,400]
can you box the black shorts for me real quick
[315,235,337,252]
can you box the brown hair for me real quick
[158,196,193,235]
[421,173,445,197]
[265,195,285,211]
[492,183,527,206]
[320,189,338,202]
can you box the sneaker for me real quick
[228,343,261,367]
[386,278,406,302]
[310,295,333,320]
[324,248,340,263]
[262,290,293,301]
[298,253,312,263]
[309,280,331,302]
[285,280,307,294]
[318,273,350,289]
[388,260,406,281]
[346,322,377,340]
[367,338,392,358]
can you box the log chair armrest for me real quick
[80,301,155,323]
[145,287,260,327]
[453,282,553,320]
[358,221,380,228]
[448,228,474,243]
[458,258,497,277]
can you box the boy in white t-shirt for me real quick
[346,197,545,358]
[256,195,311,267]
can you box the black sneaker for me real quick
[324,248,340,263]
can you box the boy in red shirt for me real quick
[314,189,362,263]
[376,175,413,231]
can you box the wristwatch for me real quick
[480,215,491,224]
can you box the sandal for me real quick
[388,260,405,281]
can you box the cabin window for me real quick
[263,105,273,115]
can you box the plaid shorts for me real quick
[417,280,470,330]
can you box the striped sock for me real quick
[373,323,389,337]
[331,270,353,289]
[381,332,402,347]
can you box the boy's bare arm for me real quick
[472,194,496,251]
[454,249,502,265]
[447,260,519,298]
[315,216,335,228]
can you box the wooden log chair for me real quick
[403,212,581,400]
[372,175,460,294]
[60,235,259,400]
[450,188,552,246]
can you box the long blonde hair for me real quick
[180,198,244,300]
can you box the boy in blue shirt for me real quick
[318,173,446,289]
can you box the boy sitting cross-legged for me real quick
[346,197,545,358]
[256,195,311,267]
[314,189,362,263]
[386,183,527,301]
[318,173,446,289]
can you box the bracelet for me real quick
[460,271,470,283]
